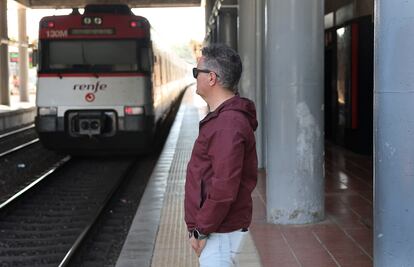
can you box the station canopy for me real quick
[14,0,201,8]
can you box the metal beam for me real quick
[14,0,201,8]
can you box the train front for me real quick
[35,5,155,154]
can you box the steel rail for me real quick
[58,159,138,267]
[0,138,40,158]
[0,124,35,139]
[0,156,72,210]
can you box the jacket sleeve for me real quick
[184,166,197,231]
[196,127,245,234]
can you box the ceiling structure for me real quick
[13,0,202,8]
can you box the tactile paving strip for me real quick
[150,93,200,267]
[115,90,187,267]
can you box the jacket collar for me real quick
[199,95,238,127]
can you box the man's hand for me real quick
[189,236,207,257]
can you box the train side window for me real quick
[155,55,161,86]
[140,47,153,72]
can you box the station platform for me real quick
[116,86,373,267]
[0,94,36,132]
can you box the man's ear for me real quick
[209,72,218,86]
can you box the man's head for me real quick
[194,44,242,96]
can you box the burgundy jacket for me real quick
[185,95,258,234]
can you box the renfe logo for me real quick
[73,81,108,93]
[85,93,96,102]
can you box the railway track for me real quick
[0,157,138,266]
[0,124,35,139]
[0,124,39,157]
[0,138,39,158]
[0,155,71,209]
[0,124,66,206]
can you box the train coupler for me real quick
[67,111,117,137]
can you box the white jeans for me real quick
[199,229,248,267]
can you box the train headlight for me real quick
[38,107,57,116]
[83,17,92,25]
[94,17,103,25]
[124,106,144,115]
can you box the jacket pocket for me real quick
[200,179,205,208]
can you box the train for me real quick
[35,4,191,154]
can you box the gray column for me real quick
[205,0,218,44]
[374,0,414,265]
[265,0,324,224]
[256,0,265,168]
[205,0,214,34]
[212,24,218,43]
[0,0,10,106]
[18,6,29,102]
[238,0,265,168]
[217,1,238,50]
[238,0,255,100]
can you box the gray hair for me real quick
[201,44,242,93]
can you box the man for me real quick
[185,43,258,267]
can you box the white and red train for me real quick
[35,4,190,154]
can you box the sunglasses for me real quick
[192,68,219,79]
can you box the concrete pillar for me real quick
[18,5,29,102]
[0,0,10,106]
[238,0,265,168]
[256,0,265,168]
[205,0,218,44]
[217,1,238,50]
[374,0,414,265]
[265,0,324,224]
[205,0,215,34]
[238,0,255,100]
[212,23,218,43]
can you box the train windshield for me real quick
[39,39,151,73]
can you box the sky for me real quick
[6,0,205,46]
